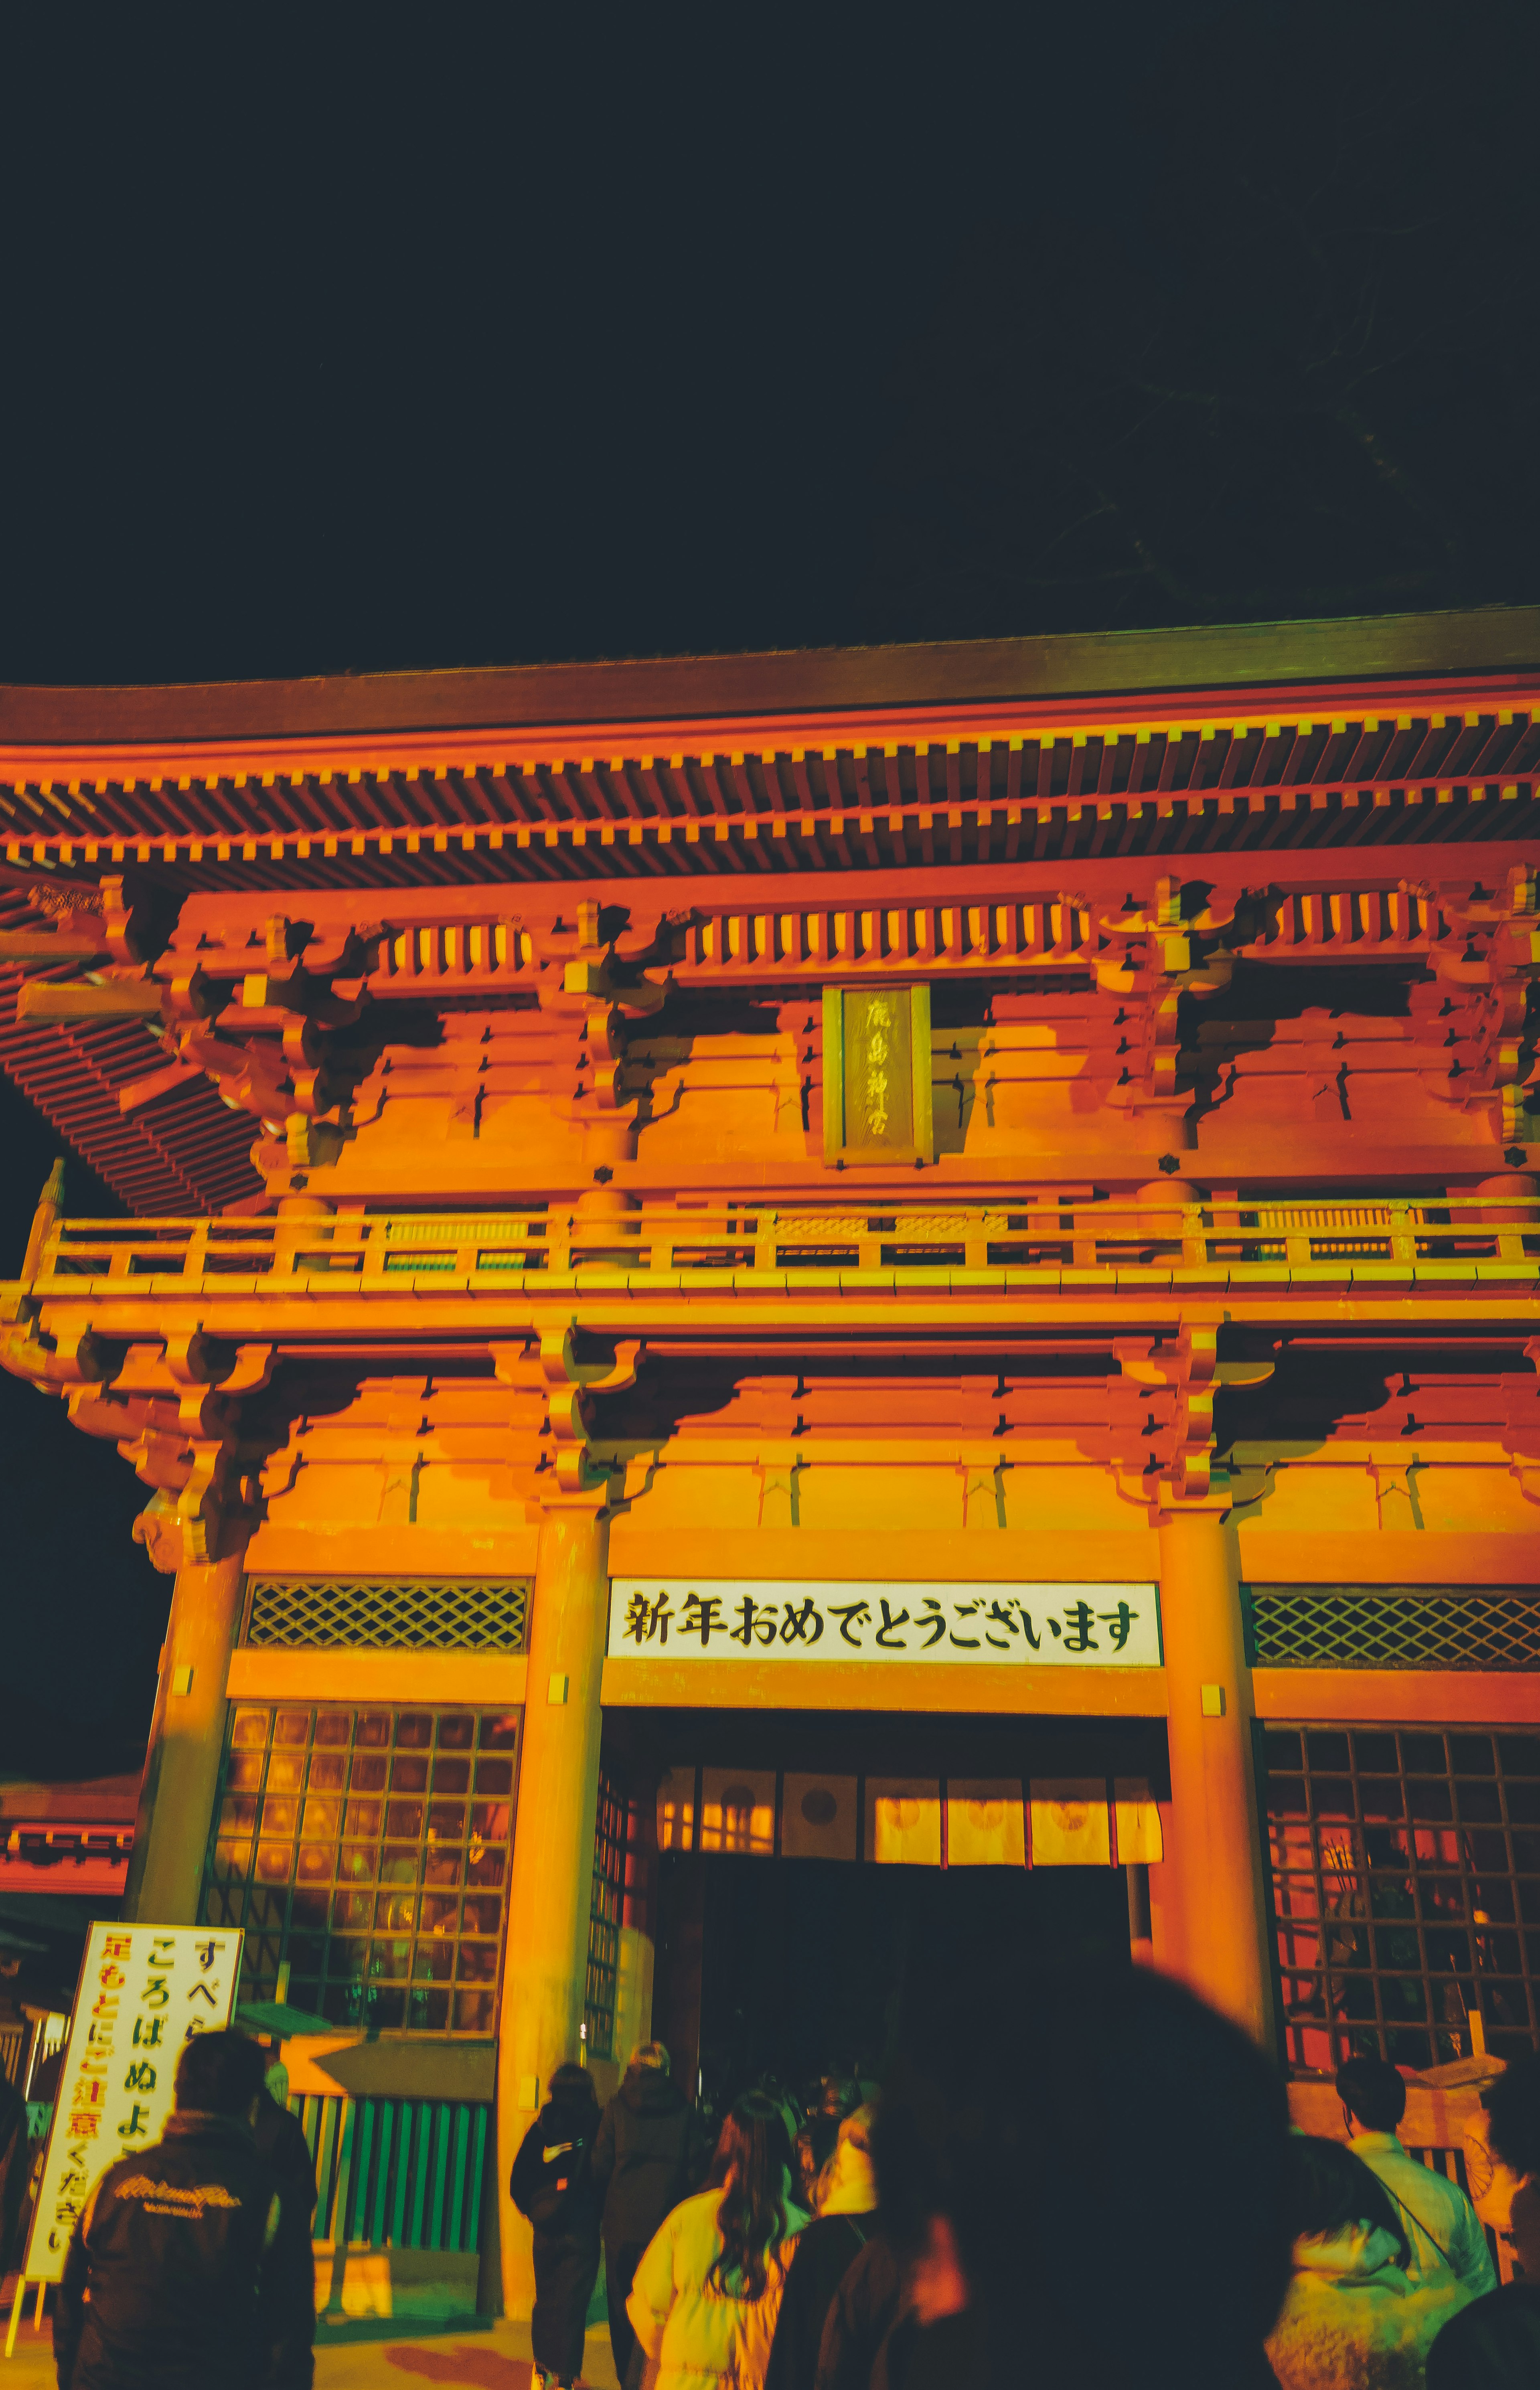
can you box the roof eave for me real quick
[4,605,1540,747]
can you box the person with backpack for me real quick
[590,2041,711,2387]
[509,2063,603,2390]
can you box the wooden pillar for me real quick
[1156,1507,1275,2049]
[123,1549,247,1926]
[496,1498,610,2319]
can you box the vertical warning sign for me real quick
[23,1922,242,2283]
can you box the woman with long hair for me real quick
[627,2090,808,2389]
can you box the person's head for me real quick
[813,2103,875,2215]
[795,2113,842,2204]
[174,2032,268,2123]
[708,2090,793,2299]
[549,2062,598,2108]
[628,2041,669,2077]
[1484,2051,1540,2180]
[1336,2054,1408,2137]
[873,1959,1294,2390]
[835,2102,874,2159]
[1286,2134,1412,2270]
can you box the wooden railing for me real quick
[32,1189,1540,1293]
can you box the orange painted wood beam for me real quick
[1252,1669,1540,1722]
[600,1656,1168,1715]
[607,1527,1162,1580]
[1238,1533,1540,1586]
[224,1649,529,1706]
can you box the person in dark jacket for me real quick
[767,2106,878,2390]
[53,2029,314,2390]
[861,1956,1293,2390]
[590,2040,711,2387]
[813,2229,907,2390]
[509,2062,602,2390]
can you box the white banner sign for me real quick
[608,1580,1161,1667]
[24,1921,242,2283]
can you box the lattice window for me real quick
[245,1578,529,1652]
[1249,1588,1540,1671]
[1265,1724,1540,2077]
[202,1702,521,2036]
[585,1764,626,2063]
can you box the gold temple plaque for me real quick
[822,982,933,1165]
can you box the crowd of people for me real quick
[512,1982,1540,2390]
[12,1974,1540,2388]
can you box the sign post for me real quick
[5,1922,241,2359]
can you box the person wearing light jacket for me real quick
[1337,2056,1496,2298]
[764,2107,878,2390]
[1267,2137,1473,2390]
[627,2091,808,2390]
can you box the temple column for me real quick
[123,1546,247,1926]
[496,1495,610,2318]
[1156,1507,1275,2048]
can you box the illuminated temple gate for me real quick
[0,610,1537,2312]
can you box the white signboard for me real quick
[608,1580,1161,1667]
[24,1922,242,2283]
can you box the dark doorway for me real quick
[655,1851,1131,2105]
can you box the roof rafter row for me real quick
[2,694,1539,891]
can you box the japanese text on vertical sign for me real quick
[608,1581,1161,1666]
[863,994,894,1141]
[22,1922,242,2285]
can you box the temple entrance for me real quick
[608,1705,1165,2106]
[655,1849,1131,2104]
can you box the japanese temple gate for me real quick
[1,608,1538,2316]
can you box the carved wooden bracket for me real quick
[1113,1328,1274,1510]
[533,899,677,1158]
[494,1324,644,1502]
[7,1313,281,1570]
[1096,877,1242,1123]
[1412,867,1539,1140]
[58,1340,278,1567]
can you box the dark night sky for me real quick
[2,0,1538,1776]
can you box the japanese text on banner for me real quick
[608,1580,1161,1666]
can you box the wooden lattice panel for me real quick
[1250,1590,1540,1672]
[245,1577,529,1653]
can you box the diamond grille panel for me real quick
[1250,1588,1540,1672]
[245,1577,528,1653]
